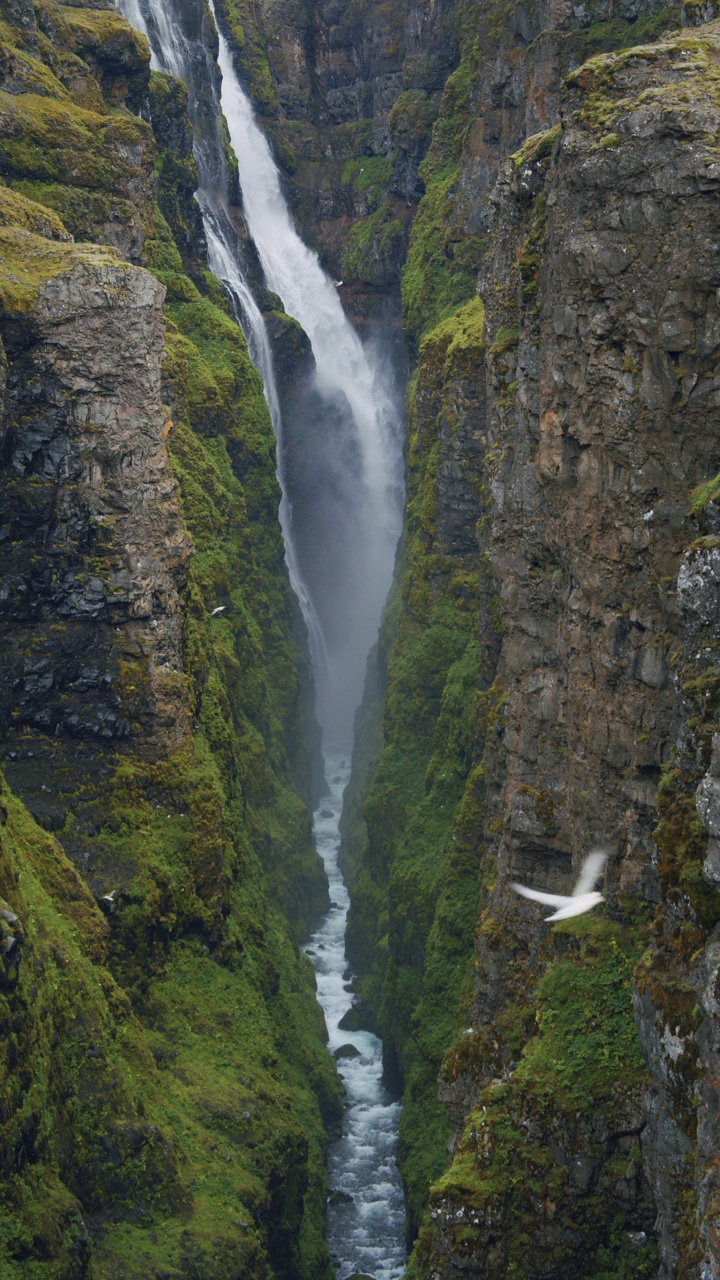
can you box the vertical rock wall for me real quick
[412,23,720,1280]
[0,4,343,1277]
[341,13,720,1280]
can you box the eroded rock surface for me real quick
[420,24,720,1280]
[0,240,191,790]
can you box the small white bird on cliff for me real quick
[210,605,226,615]
[512,848,607,921]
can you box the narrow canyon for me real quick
[0,0,719,1276]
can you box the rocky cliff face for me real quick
[216,0,460,315]
[340,12,720,1280]
[418,23,720,1278]
[0,3,342,1278]
[213,0,689,332]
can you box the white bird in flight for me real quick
[210,605,226,615]
[512,849,607,921]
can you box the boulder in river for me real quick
[338,998,374,1032]
[334,1043,361,1059]
[328,1189,354,1205]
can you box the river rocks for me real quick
[338,999,374,1033]
[328,1187,354,1204]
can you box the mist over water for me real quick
[209,11,405,741]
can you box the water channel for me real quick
[305,748,406,1280]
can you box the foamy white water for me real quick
[305,748,406,1280]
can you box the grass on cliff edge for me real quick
[0,226,126,312]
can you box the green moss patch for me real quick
[0,184,70,239]
[0,225,123,311]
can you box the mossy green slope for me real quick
[409,918,655,1280]
[0,3,342,1277]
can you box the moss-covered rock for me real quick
[0,4,342,1277]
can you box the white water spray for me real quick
[208,6,404,739]
[114,4,407,1272]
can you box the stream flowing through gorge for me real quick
[305,747,406,1280]
[113,0,407,1273]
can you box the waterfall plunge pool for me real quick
[304,747,406,1280]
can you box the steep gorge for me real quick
[2,0,720,1277]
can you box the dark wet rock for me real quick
[333,1043,361,1059]
[338,998,376,1033]
[328,1188,354,1204]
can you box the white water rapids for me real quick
[306,748,406,1280]
[113,2,407,1272]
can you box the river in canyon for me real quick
[305,747,406,1280]
[113,0,408,1271]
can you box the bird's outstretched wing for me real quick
[573,849,607,898]
[546,894,601,921]
[512,883,571,908]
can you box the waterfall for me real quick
[114,0,328,679]
[208,10,404,740]
[116,0,404,742]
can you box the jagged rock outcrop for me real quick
[0,239,191,774]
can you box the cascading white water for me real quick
[208,7,404,742]
[114,0,327,678]
[305,748,406,1280]
[198,197,329,675]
